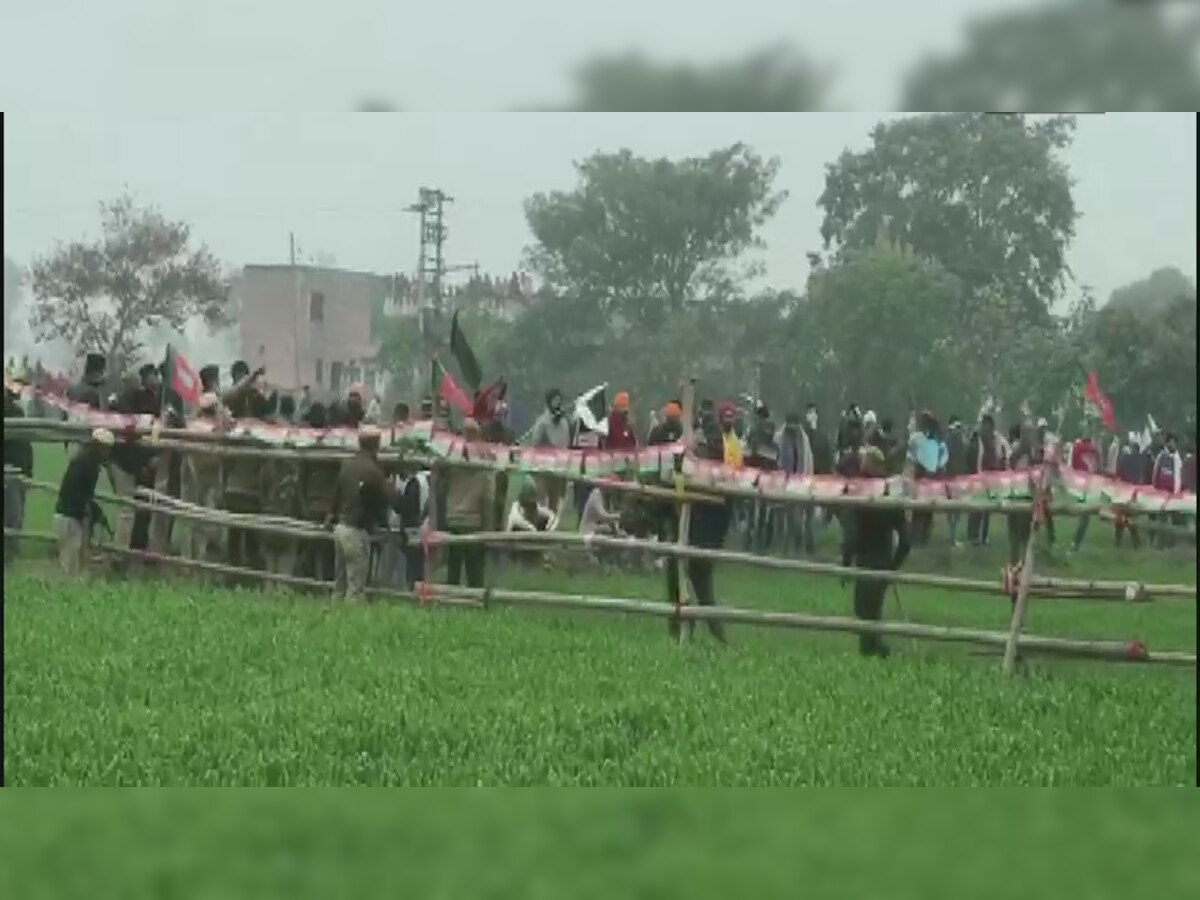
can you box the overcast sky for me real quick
[4,112,1196,312]
[1,0,1050,112]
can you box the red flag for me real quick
[1084,371,1116,432]
[166,344,201,407]
[432,358,472,417]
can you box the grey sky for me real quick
[4,113,1195,314]
[1,0,1047,112]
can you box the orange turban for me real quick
[613,391,630,411]
[663,402,682,419]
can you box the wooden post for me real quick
[1002,464,1053,676]
[674,377,697,644]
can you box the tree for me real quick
[1106,267,1196,313]
[28,194,231,373]
[817,113,1078,322]
[553,44,828,111]
[524,143,786,330]
[1084,295,1197,431]
[902,3,1200,113]
[783,240,968,421]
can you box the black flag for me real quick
[449,311,483,392]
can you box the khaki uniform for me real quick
[259,458,302,590]
[183,450,225,565]
[333,523,371,601]
[54,514,88,575]
[301,460,340,582]
[330,453,391,602]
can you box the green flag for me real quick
[449,311,483,392]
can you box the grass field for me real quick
[4,444,1196,785]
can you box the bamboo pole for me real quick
[422,529,1196,602]
[674,376,696,644]
[1003,466,1052,676]
[421,583,1196,668]
[9,529,1191,669]
[6,529,481,610]
[9,417,1192,519]
[1098,509,1196,544]
[11,469,1193,602]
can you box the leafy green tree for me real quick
[524,143,786,330]
[818,113,1078,322]
[902,3,1200,113]
[28,194,231,374]
[783,240,968,422]
[1084,295,1197,431]
[1106,267,1196,313]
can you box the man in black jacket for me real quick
[55,428,115,574]
[842,446,911,657]
[666,410,733,644]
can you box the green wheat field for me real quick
[4,445,1196,786]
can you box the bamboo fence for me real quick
[415,529,1196,601]
[5,413,1196,677]
[8,528,1192,670]
[7,416,1195,518]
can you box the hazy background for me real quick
[3,0,1197,374]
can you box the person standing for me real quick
[841,446,911,658]
[221,361,267,580]
[529,388,572,511]
[1151,433,1184,549]
[943,415,968,547]
[54,428,114,575]
[1069,429,1102,552]
[665,408,734,645]
[327,425,394,601]
[967,414,1002,546]
[1114,432,1144,549]
[601,391,637,451]
[777,412,814,555]
[441,418,496,589]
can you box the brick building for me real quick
[237,264,390,401]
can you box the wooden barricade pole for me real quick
[674,377,696,644]
[1002,464,1054,676]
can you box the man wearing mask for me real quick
[530,388,572,510]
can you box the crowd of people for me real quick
[4,350,1196,658]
